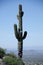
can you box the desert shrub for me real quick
[0,47,6,58]
[3,56,17,65]
[5,53,17,58]
[17,58,24,65]
[3,53,24,65]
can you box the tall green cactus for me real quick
[14,4,27,58]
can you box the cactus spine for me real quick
[14,4,27,58]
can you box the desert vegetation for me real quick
[0,47,6,58]
[0,47,24,65]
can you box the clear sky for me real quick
[0,0,43,50]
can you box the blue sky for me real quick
[0,0,43,50]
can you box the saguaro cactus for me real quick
[14,4,27,58]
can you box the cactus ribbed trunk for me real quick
[18,41,23,58]
[14,4,27,59]
[18,5,23,58]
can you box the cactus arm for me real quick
[22,31,27,40]
[14,24,19,39]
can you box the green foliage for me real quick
[0,47,6,58]
[5,53,17,58]
[3,56,17,65]
[17,58,24,65]
[3,53,23,65]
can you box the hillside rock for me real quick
[0,58,5,65]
